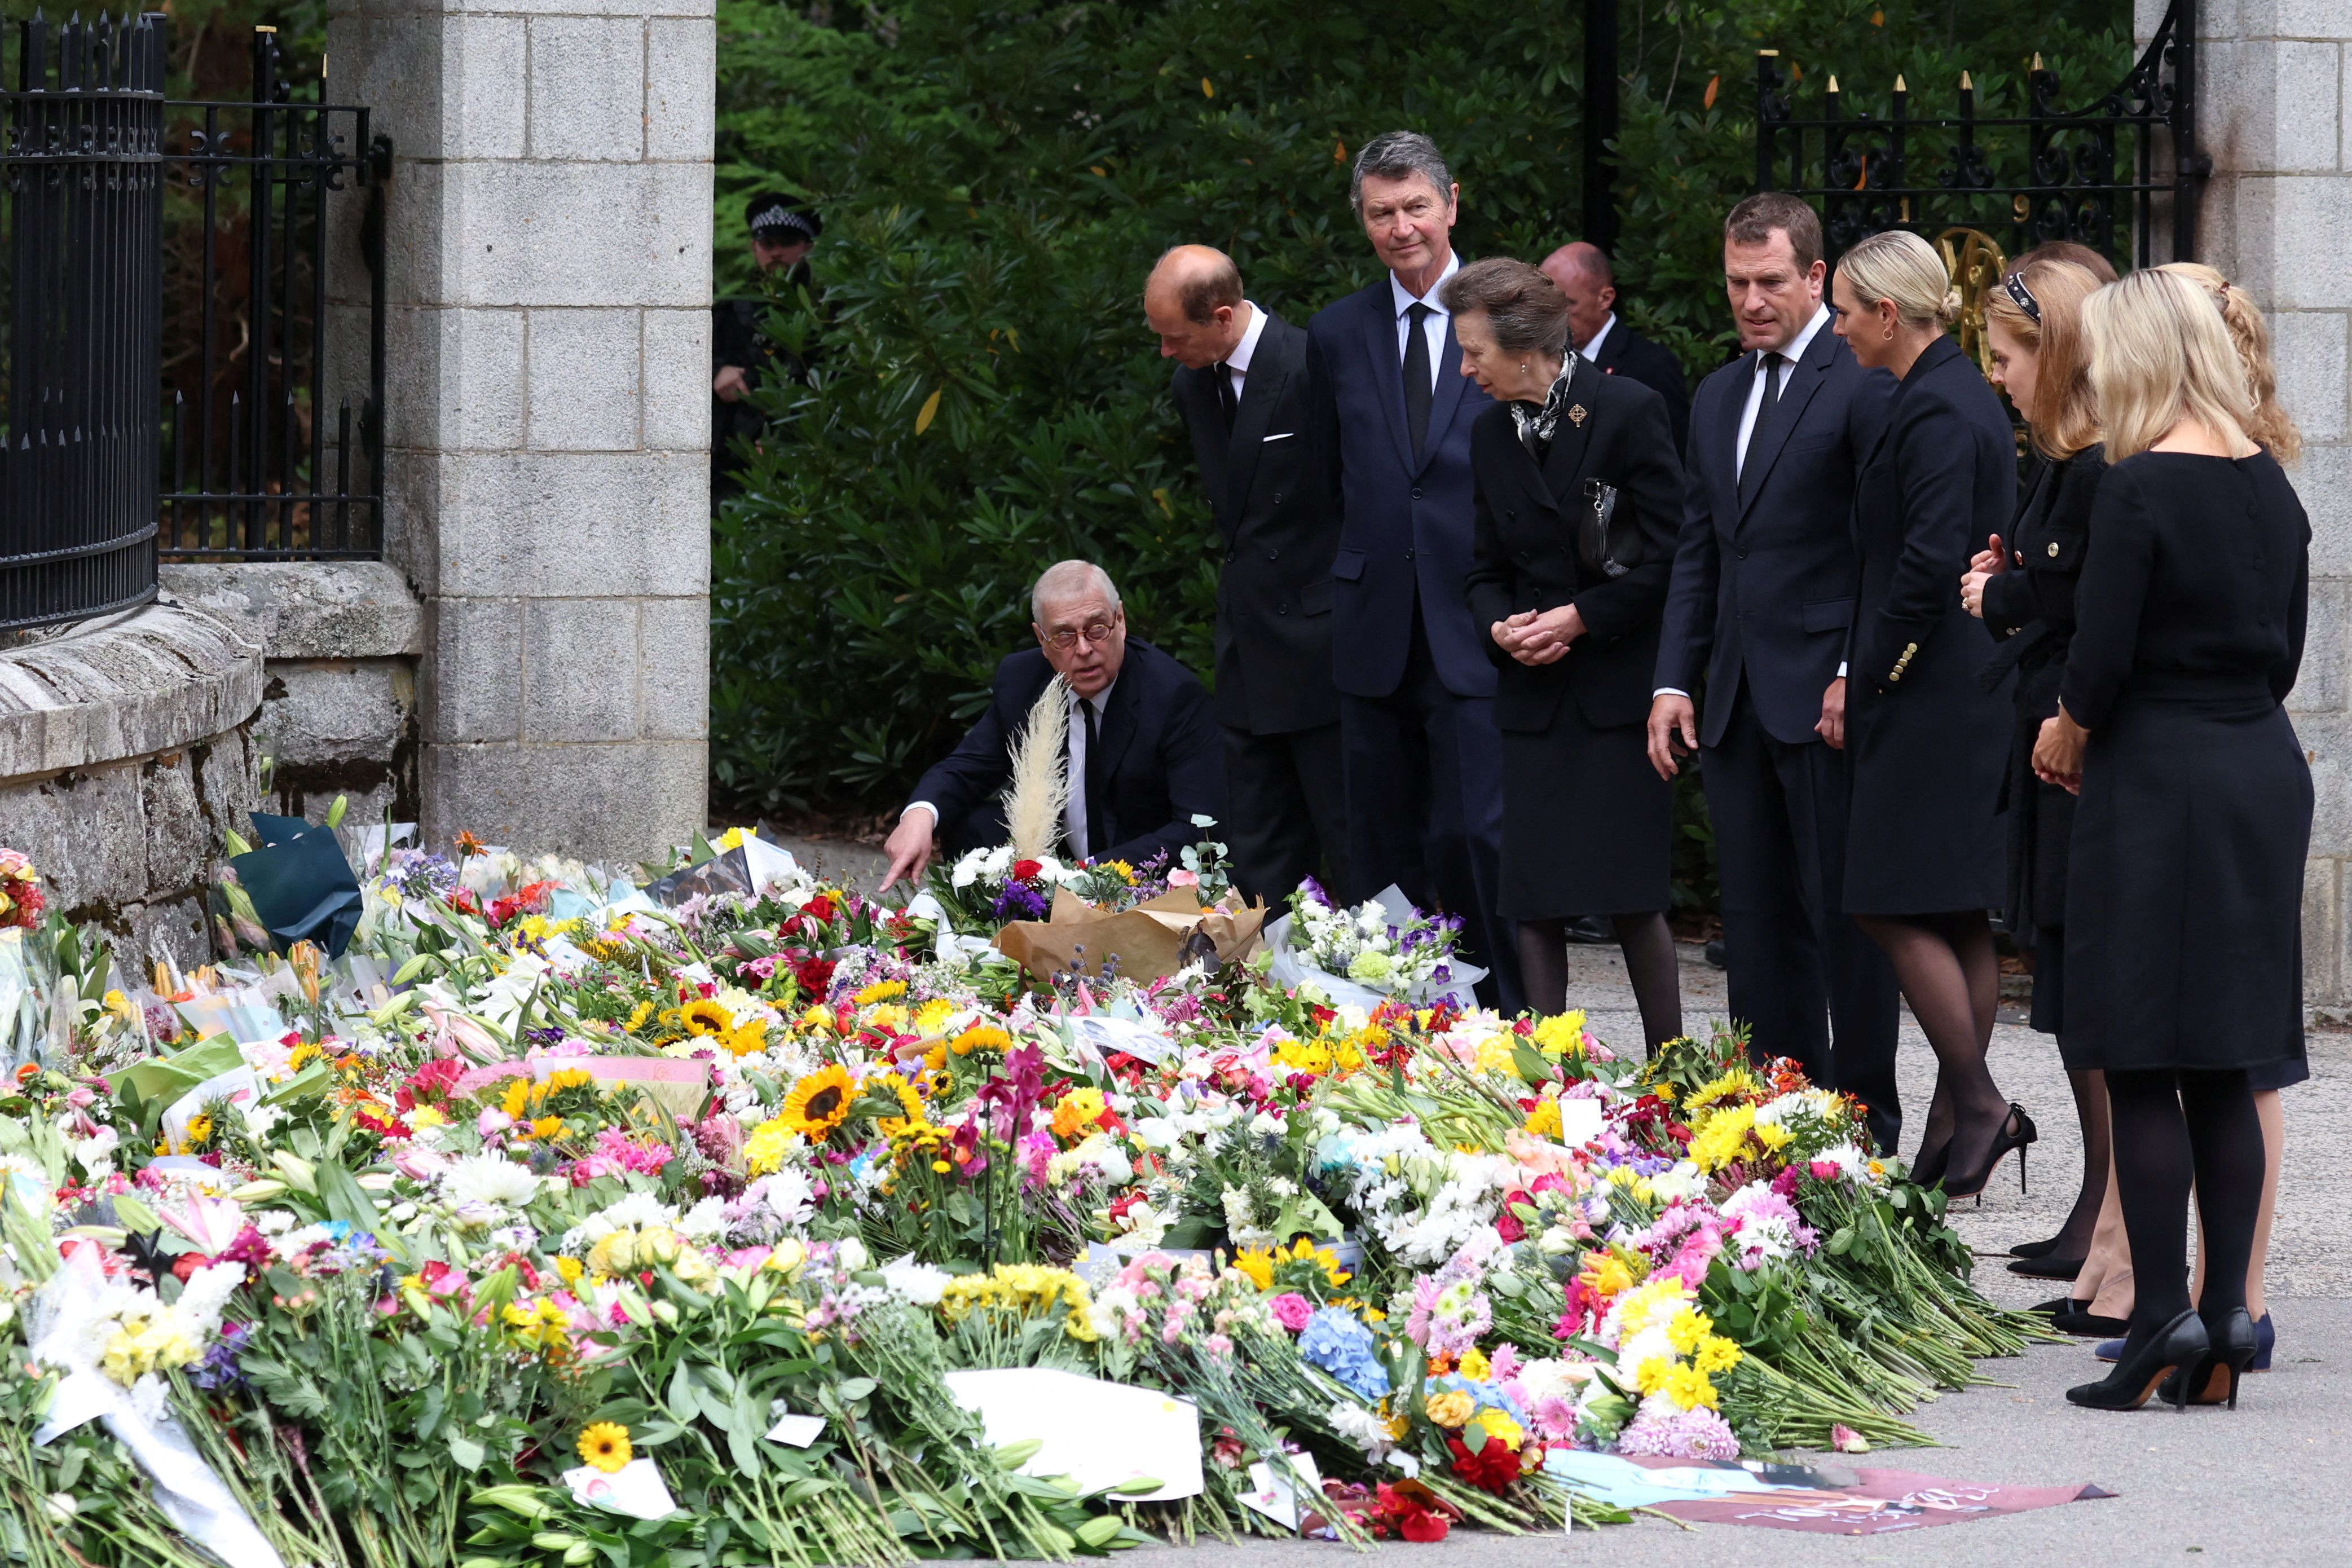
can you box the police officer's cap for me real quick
[746,193,821,245]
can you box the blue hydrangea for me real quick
[1298,1307,1390,1400]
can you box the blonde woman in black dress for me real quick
[2036,268,2311,1412]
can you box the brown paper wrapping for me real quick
[993,885,1267,983]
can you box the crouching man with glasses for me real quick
[881,560,1227,887]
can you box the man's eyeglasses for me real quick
[1044,622,1117,651]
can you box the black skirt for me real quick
[1499,700,1672,919]
[2062,697,2311,1076]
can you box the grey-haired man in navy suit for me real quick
[1648,192,1902,1148]
[1305,131,1522,1012]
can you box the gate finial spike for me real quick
[1827,74,1839,94]
[1960,69,1972,90]
[2033,52,2045,71]
[1893,73,1907,93]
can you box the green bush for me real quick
[710,0,2129,901]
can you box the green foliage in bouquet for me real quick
[710,0,2129,911]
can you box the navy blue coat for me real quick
[905,638,1227,865]
[1654,321,1895,747]
[1306,275,1497,700]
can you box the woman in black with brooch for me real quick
[1959,256,2111,1275]
[1446,257,1686,1048]
[2034,268,2311,1412]
[1826,229,2024,1199]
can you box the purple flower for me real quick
[992,881,1050,922]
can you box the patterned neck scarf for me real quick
[1510,354,1579,458]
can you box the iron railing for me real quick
[1753,0,2205,270]
[160,26,387,560]
[0,11,166,632]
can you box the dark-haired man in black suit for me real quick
[880,561,1226,886]
[1541,242,1692,455]
[1146,245,1346,904]
[1646,193,1903,1149]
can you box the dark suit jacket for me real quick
[1171,310,1339,735]
[1464,360,1684,732]
[905,638,1226,866]
[1654,320,1895,748]
[1307,274,1496,701]
[1585,320,1691,455]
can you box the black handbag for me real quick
[1578,478,1641,579]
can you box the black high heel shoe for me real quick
[1909,1134,1953,1190]
[2007,1250,2085,1280]
[1943,1103,2038,1201]
[2159,1308,2259,1408]
[2010,1235,2063,1260]
[2065,1309,2209,1411]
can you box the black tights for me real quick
[1853,910,2004,1181]
[1518,914,1682,1051]
[2049,1060,2111,1257]
[2107,1067,2262,1351]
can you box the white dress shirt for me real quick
[898,679,1118,845]
[1063,680,1116,858]
[1577,311,1618,360]
[1390,251,1461,389]
[1655,302,1843,701]
[1222,301,1269,402]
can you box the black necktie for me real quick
[1757,351,1785,425]
[1215,362,1239,430]
[1080,697,1106,859]
[1403,303,1434,459]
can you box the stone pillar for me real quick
[330,0,713,863]
[2161,0,2352,1005]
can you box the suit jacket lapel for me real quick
[1225,314,1284,516]
[1360,298,1417,474]
[1416,312,1471,477]
[1535,356,1605,504]
[1734,331,1835,520]
[1177,368,1234,540]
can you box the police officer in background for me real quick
[712,193,822,508]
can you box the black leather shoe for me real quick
[2052,1304,2131,1337]
[2067,1310,2207,1411]
[1703,939,1726,969]
[2160,1308,2259,1408]
[2027,1297,2078,1319]
[1564,915,1615,944]
[2010,1235,2063,1259]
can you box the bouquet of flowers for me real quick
[1261,882,1485,1008]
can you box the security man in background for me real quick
[712,193,821,508]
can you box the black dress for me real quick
[2060,452,2312,1078]
[1842,335,2015,915]
[1980,445,2106,1032]
[1464,356,1683,918]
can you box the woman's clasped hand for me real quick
[1489,603,1585,665]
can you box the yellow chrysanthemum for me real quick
[576,1421,632,1474]
[1754,1118,1794,1152]
[744,1115,797,1177]
[1695,1334,1743,1376]
[1231,1247,1275,1290]
[1522,1098,1562,1139]
[554,1255,584,1287]
[913,998,957,1035]
[781,1064,855,1139]
[1614,1278,1693,1339]
[722,1018,771,1056]
[1686,1104,1758,1171]
[1661,1364,1718,1411]
[1457,1347,1491,1382]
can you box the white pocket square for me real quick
[1261,431,1296,443]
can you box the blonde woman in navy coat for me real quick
[1826,229,2024,1199]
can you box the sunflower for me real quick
[781,1063,856,1139]
[576,1421,632,1474]
[871,1073,928,1137]
[721,1018,770,1056]
[950,1023,1011,1058]
[681,998,734,1037]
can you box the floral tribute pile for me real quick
[0,826,2041,1567]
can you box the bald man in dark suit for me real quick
[1541,242,1692,455]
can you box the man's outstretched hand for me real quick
[882,807,937,888]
